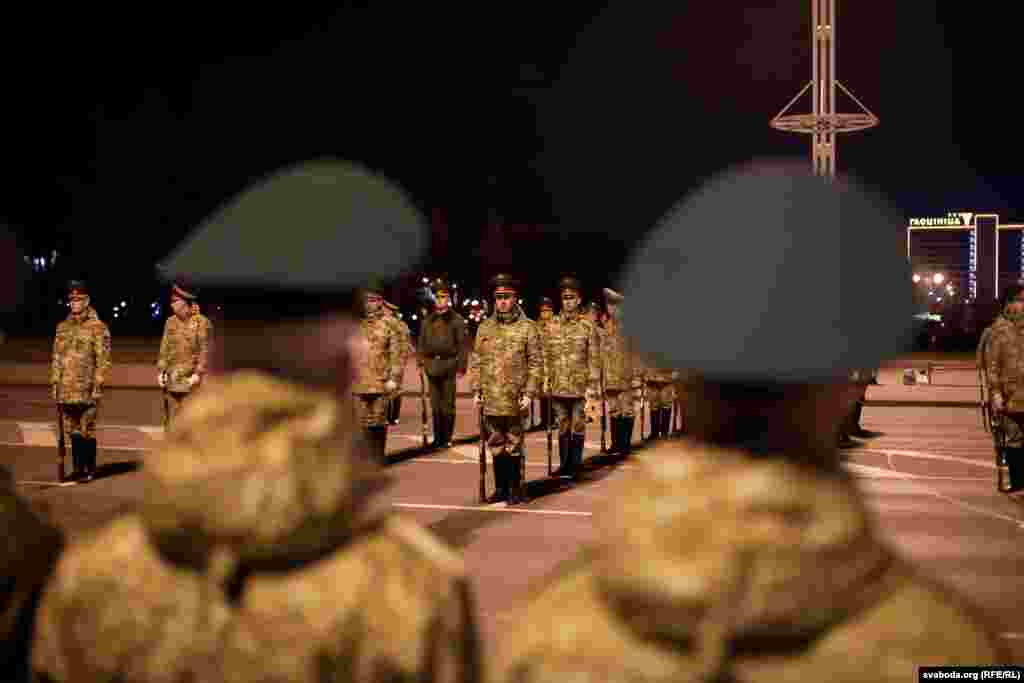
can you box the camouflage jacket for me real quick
[157,311,213,392]
[0,468,64,683]
[981,316,1012,394]
[390,317,414,388]
[542,311,600,398]
[468,307,542,416]
[49,307,112,403]
[535,316,557,387]
[32,372,482,683]
[496,443,1006,683]
[641,357,676,385]
[600,317,643,391]
[351,310,403,395]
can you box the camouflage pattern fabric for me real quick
[0,467,64,683]
[50,306,111,404]
[484,415,526,461]
[353,394,389,429]
[542,311,600,399]
[157,310,213,393]
[163,390,189,431]
[352,309,403,395]
[33,371,482,683]
[551,397,586,437]
[984,316,1018,400]
[605,388,634,418]
[536,316,557,395]
[495,443,1007,682]
[58,403,98,450]
[468,308,542,417]
[600,317,640,392]
[646,382,676,410]
[388,314,413,391]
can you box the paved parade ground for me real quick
[3,358,1023,663]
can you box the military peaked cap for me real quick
[620,161,912,383]
[587,301,603,312]
[430,278,451,294]
[171,275,199,301]
[156,160,427,296]
[539,296,554,308]
[1000,282,1024,310]
[558,275,582,293]
[67,280,89,297]
[489,273,520,292]
[361,277,388,297]
[603,288,624,304]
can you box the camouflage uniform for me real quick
[583,302,604,425]
[641,360,676,439]
[352,296,404,461]
[50,284,111,482]
[543,280,601,478]
[157,300,213,430]
[468,276,542,503]
[32,372,482,683]
[384,302,413,425]
[496,444,1007,683]
[985,312,1024,489]
[535,297,556,430]
[1,467,64,683]
[600,292,643,455]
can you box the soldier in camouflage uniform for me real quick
[496,164,1006,683]
[542,277,600,479]
[583,301,604,425]
[985,284,1024,491]
[641,358,676,440]
[156,278,213,431]
[468,273,542,503]
[534,295,556,430]
[33,160,483,683]
[600,288,642,457]
[352,280,404,462]
[384,300,413,425]
[50,280,111,482]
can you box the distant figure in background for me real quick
[156,278,213,431]
[418,278,468,448]
[50,279,111,482]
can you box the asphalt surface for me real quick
[3,382,1023,664]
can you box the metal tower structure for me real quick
[770,0,879,178]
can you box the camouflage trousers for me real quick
[551,397,586,437]
[353,393,389,428]
[162,390,191,432]
[585,395,599,423]
[58,402,98,449]
[483,414,526,461]
[605,389,636,418]
[645,382,675,410]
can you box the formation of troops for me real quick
[0,159,1012,682]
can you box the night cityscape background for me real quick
[1,3,1021,346]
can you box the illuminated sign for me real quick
[908,212,974,227]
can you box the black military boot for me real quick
[390,397,402,425]
[507,456,526,505]
[605,417,621,455]
[570,433,586,480]
[662,408,672,437]
[1007,448,1024,493]
[551,434,571,477]
[430,414,443,449]
[80,437,97,483]
[488,455,510,503]
[68,433,84,481]
[620,418,633,457]
[444,413,456,446]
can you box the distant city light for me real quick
[121,301,127,307]
[411,315,418,321]
[912,274,921,283]
[932,273,944,285]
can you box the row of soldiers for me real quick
[978,283,1024,492]
[5,160,1007,682]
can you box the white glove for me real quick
[473,393,483,406]
[384,379,398,393]
[519,395,531,411]
[992,393,1005,414]
[158,372,167,388]
[188,374,200,387]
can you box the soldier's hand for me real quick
[384,379,398,393]
[188,373,200,388]
[51,384,58,401]
[993,393,1005,414]
[473,393,483,407]
[158,372,167,388]
[91,387,103,401]
[518,395,531,411]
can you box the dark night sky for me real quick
[1,2,1020,305]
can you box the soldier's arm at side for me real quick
[524,323,542,399]
[93,324,112,398]
[587,323,601,393]
[454,315,469,375]
[49,327,62,389]
[196,317,212,379]
[468,324,483,394]
[156,318,171,372]
[987,330,1004,401]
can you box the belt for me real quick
[430,354,455,360]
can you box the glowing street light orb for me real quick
[932,273,944,285]
[912,274,921,283]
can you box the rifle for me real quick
[420,368,429,448]
[993,412,1012,493]
[546,393,553,476]
[599,378,607,454]
[478,391,487,503]
[640,382,647,441]
[56,403,66,483]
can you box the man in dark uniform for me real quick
[417,278,468,449]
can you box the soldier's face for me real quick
[364,293,383,314]
[435,292,451,311]
[540,307,553,320]
[561,291,579,314]
[170,296,190,317]
[607,302,619,319]
[69,295,87,314]
[495,291,515,313]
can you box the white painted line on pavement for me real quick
[860,448,996,470]
[14,421,163,432]
[878,467,1024,530]
[0,441,151,453]
[844,463,989,482]
[393,502,592,517]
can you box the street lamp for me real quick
[912,274,921,283]
[932,273,944,285]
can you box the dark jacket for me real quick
[418,309,469,377]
